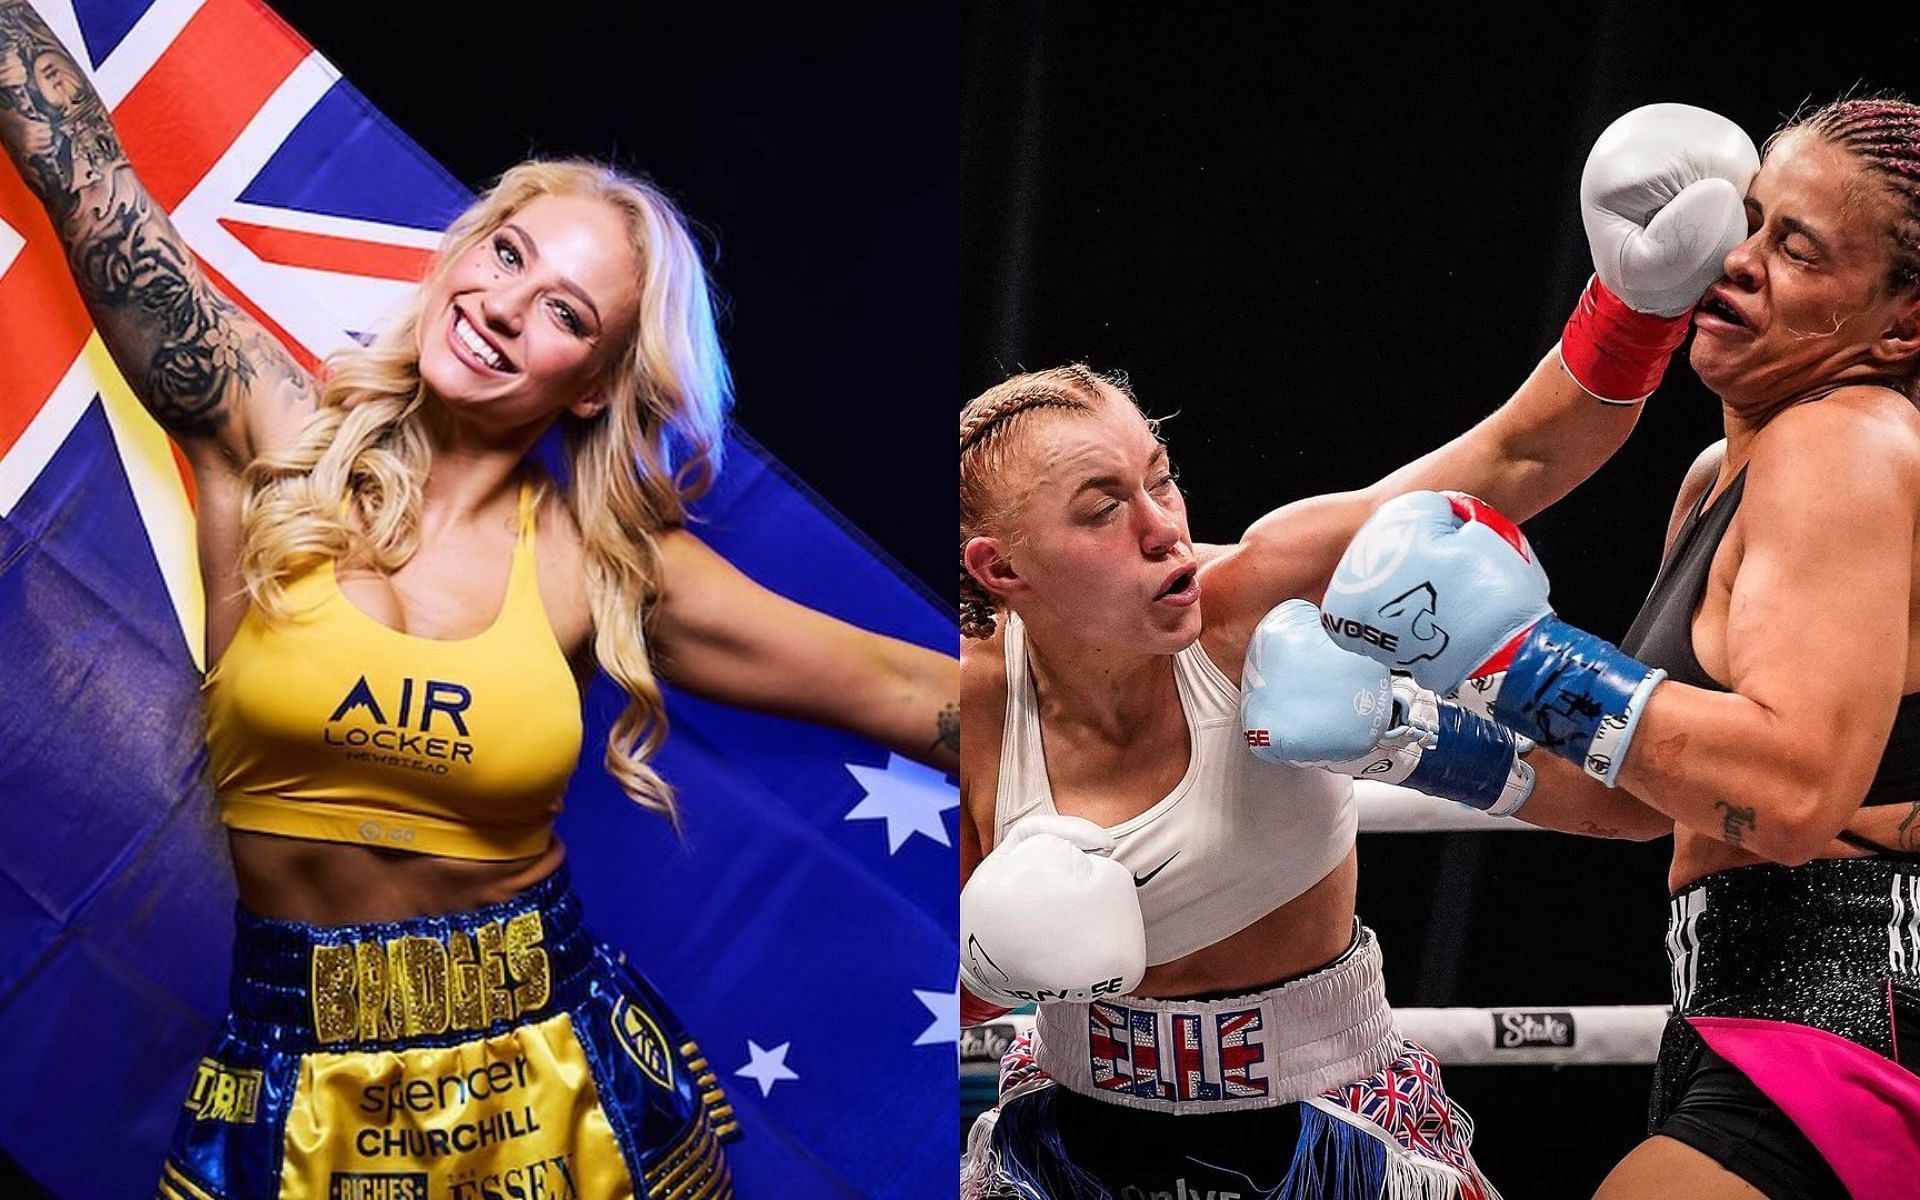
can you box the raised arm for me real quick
[1211,349,1642,610]
[649,529,958,773]
[1201,106,1754,634]
[0,1,313,477]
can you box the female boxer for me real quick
[958,107,1759,1199]
[1316,95,1920,1200]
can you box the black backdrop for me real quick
[966,5,1919,1196]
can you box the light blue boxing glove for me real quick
[1241,599,1395,765]
[1243,599,1536,815]
[1319,492,1666,787]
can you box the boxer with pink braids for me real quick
[1325,93,1920,1200]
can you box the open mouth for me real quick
[451,308,516,373]
[1695,292,1748,330]
[1156,568,1196,601]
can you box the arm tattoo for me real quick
[932,702,959,756]
[1899,802,1920,852]
[0,2,275,437]
[1714,800,1757,849]
[1646,733,1689,774]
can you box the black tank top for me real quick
[1619,464,1920,841]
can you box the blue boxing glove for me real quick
[1243,600,1535,815]
[1320,492,1665,787]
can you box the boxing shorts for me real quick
[1656,857,1920,1200]
[157,865,737,1199]
[962,924,1499,1200]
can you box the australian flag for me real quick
[0,1,957,1196]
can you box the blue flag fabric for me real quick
[0,2,956,1195]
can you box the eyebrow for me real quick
[501,222,604,324]
[1746,200,1831,256]
[1071,446,1170,497]
[1777,215,1830,255]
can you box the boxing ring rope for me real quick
[1352,781,1540,833]
[962,1004,1668,1071]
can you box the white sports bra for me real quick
[994,613,1356,966]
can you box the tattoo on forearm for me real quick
[933,702,959,757]
[1715,800,1757,849]
[1575,819,1622,839]
[1647,733,1689,774]
[0,2,267,436]
[1899,803,1920,852]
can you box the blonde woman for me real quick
[0,4,956,1197]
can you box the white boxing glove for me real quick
[1581,103,1759,317]
[959,813,1147,1008]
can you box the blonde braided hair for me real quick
[959,363,1141,638]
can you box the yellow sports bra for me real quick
[203,481,583,860]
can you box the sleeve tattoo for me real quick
[0,4,303,437]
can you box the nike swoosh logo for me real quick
[1134,853,1179,888]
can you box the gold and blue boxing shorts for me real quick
[158,865,737,1199]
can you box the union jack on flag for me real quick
[0,2,957,1196]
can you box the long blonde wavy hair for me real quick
[238,160,731,827]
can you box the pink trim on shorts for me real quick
[1690,1015,1920,1200]
[1890,979,1901,1066]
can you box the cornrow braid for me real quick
[958,364,1134,638]
[1777,94,1920,298]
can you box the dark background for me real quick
[274,0,957,601]
[966,4,1919,1196]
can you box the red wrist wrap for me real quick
[961,988,1013,1027]
[1558,276,1691,404]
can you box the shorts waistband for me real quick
[1665,858,1920,1054]
[230,864,598,1051]
[1032,923,1400,1113]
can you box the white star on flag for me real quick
[913,983,958,1047]
[735,1039,800,1098]
[845,754,959,853]
[0,215,22,280]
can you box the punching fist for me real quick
[960,814,1147,1008]
[1320,492,1549,696]
[1322,492,1664,787]
[1244,598,1534,815]
[1581,103,1758,318]
[1242,599,1394,766]
[1561,104,1759,403]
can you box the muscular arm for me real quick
[650,530,959,773]
[0,1,312,471]
[1507,753,1672,840]
[1203,348,1640,633]
[1616,393,1920,864]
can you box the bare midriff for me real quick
[229,828,567,924]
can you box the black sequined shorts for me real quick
[1655,858,1920,1198]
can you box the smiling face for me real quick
[415,192,642,437]
[965,389,1202,655]
[1690,130,1920,410]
